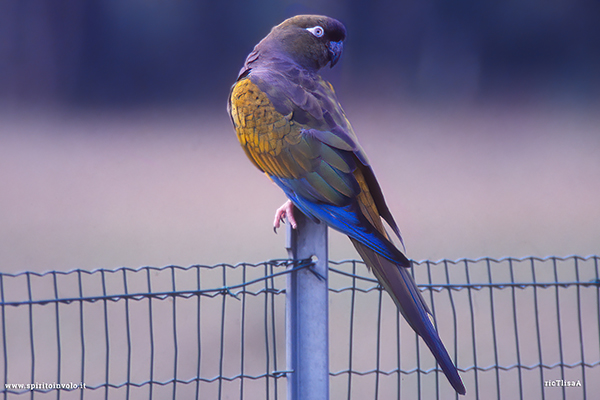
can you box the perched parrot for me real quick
[227,15,466,395]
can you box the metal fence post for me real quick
[286,212,329,400]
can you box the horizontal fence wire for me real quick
[1,255,599,399]
[0,259,312,400]
[328,255,600,400]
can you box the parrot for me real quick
[227,15,466,395]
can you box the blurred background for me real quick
[1,0,599,273]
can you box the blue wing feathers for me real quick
[273,176,408,266]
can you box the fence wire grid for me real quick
[1,255,599,400]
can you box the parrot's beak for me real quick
[328,41,343,68]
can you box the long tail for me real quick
[352,239,466,395]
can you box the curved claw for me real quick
[273,200,297,233]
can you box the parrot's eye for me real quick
[306,26,325,38]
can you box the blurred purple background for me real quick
[1,0,599,273]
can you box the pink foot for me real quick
[273,200,297,232]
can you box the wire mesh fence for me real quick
[328,256,600,400]
[1,255,598,399]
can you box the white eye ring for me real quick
[306,26,324,38]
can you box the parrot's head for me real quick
[258,15,346,71]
